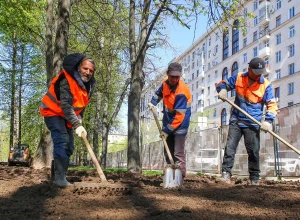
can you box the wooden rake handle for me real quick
[82,134,107,182]
[149,105,175,165]
[220,95,300,156]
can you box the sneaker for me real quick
[250,179,260,186]
[219,172,231,184]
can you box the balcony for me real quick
[199,83,205,90]
[265,64,270,73]
[259,29,270,41]
[259,46,270,57]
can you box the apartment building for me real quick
[141,0,299,130]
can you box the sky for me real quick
[158,14,209,67]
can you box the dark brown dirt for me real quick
[0,165,300,220]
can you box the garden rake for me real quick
[73,133,131,195]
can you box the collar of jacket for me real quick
[242,72,265,84]
[165,79,179,92]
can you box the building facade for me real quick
[141,0,300,130]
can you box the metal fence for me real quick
[107,104,300,177]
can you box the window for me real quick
[253,0,258,10]
[207,75,211,83]
[288,102,294,107]
[289,26,295,38]
[276,34,281,44]
[232,20,239,55]
[253,47,258,57]
[274,87,280,99]
[222,67,228,80]
[253,31,258,41]
[276,0,281,10]
[208,37,211,46]
[213,108,217,117]
[215,70,218,79]
[244,8,248,19]
[215,45,218,54]
[215,32,219,41]
[223,29,229,60]
[243,38,247,47]
[254,16,258,26]
[288,82,294,95]
[276,15,281,27]
[196,81,199,89]
[192,73,194,80]
[289,44,295,57]
[192,62,195,69]
[276,69,281,79]
[243,53,247,63]
[231,62,238,97]
[289,7,295,19]
[197,69,199,77]
[289,63,295,75]
[208,50,211,58]
[276,51,281,63]
[221,108,227,126]
[192,84,194,91]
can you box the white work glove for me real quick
[148,102,155,109]
[260,121,272,133]
[218,89,227,101]
[75,126,87,138]
[78,119,82,124]
[161,131,169,140]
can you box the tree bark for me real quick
[33,0,70,168]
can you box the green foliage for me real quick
[108,137,127,153]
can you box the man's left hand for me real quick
[261,121,272,133]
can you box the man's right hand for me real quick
[218,89,227,102]
[160,131,168,140]
[148,102,155,109]
[75,126,87,138]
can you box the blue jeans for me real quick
[165,134,186,177]
[222,124,260,180]
[44,116,74,159]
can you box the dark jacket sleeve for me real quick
[60,78,81,129]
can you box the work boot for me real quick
[53,158,72,188]
[219,171,231,184]
[250,179,260,186]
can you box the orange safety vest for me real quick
[40,70,89,128]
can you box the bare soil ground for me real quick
[0,165,300,220]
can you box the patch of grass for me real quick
[68,166,95,171]
[105,168,127,173]
[196,172,204,176]
[142,170,163,176]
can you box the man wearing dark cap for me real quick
[40,53,96,187]
[149,62,192,181]
[215,57,278,185]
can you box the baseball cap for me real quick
[167,62,182,76]
[248,57,266,75]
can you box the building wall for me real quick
[141,0,300,128]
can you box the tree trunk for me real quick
[33,0,70,168]
[127,59,145,173]
[9,33,18,150]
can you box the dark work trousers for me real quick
[44,116,74,159]
[222,123,261,180]
[165,134,186,177]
